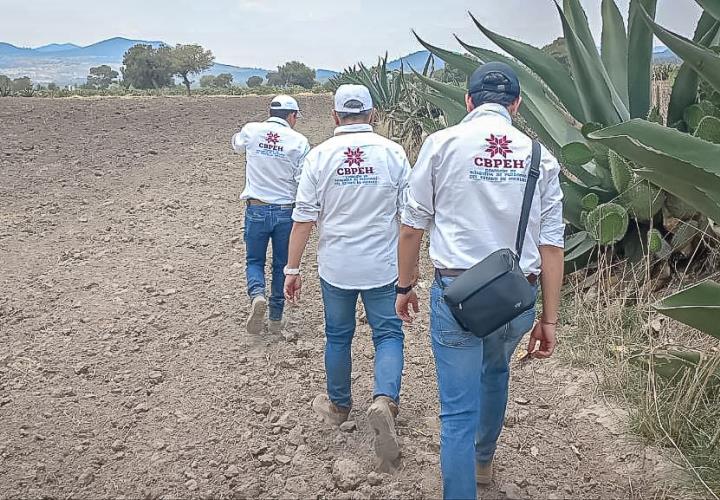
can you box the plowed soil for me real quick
[0,95,690,499]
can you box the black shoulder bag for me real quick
[440,140,541,338]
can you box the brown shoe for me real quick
[476,460,493,485]
[367,396,400,466]
[246,296,267,336]
[312,394,350,426]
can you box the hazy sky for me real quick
[4,0,702,69]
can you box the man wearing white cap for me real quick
[283,85,410,468]
[232,95,310,336]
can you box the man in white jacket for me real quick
[284,85,410,468]
[232,96,310,336]
[396,62,565,498]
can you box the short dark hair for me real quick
[269,109,297,120]
[469,71,519,108]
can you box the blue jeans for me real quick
[244,204,293,321]
[431,277,537,500]
[320,279,404,409]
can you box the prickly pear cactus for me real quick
[620,177,666,223]
[694,116,720,144]
[581,193,599,211]
[684,104,705,133]
[585,203,629,245]
[609,151,632,193]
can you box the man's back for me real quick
[232,117,310,205]
[294,125,410,289]
[404,103,564,275]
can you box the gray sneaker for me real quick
[268,318,285,335]
[311,394,350,426]
[367,396,400,467]
[246,296,267,336]
[476,460,493,485]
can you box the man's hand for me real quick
[526,322,556,359]
[284,275,303,304]
[395,290,419,323]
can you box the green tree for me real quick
[87,65,119,89]
[199,75,217,88]
[0,75,11,97]
[170,44,215,96]
[121,44,174,89]
[266,71,284,87]
[277,61,316,89]
[47,82,58,91]
[246,75,264,88]
[214,73,233,88]
[11,77,32,92]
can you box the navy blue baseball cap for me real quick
[468,62,521,98]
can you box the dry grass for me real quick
[560,249,720,498]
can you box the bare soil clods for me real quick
[0,95,687,498]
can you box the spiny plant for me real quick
[411,0,720,269]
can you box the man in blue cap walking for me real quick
[395,62,565,498]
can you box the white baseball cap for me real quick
[334,84,374,114]
[270,95,301,113]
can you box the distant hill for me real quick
[34,43,82,53]
[388,51,445,72]
[0,37,339,86]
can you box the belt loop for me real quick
[434,269,445,290]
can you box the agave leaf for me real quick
[412,70,467,104]
[640,7,720,96]
[413,31,478,76]
[589,119,720,221]
[422,53,434,77]
[695,0,720,21]
[455,39,586,154]
[667,15,719,126]
[627,0,658,118]
[555,2,628,125]
[468,11,585,122]
[654,280,720,339]
[563,0,602,60]
[414,88,467,126]
[564,231,597,261]
[601,0,630,107]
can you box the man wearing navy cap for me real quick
[396,62,565,498]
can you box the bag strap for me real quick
[515,140,542,258]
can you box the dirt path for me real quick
[0,95,689,499]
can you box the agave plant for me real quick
[411,0,720,265]
[331,54,443,160]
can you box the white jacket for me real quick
[293,124,411,290]
[402,103,565,275]
[232,117,310,205]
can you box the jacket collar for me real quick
[461,103,512,125]
[266,116,291,127]
[334,123,373,135]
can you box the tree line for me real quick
[1,42,322,97]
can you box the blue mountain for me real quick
[34,43,82,53]
[387,50,445,72]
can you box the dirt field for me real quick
[0,95,692,499]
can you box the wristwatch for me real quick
[395,284,414,295]
[283,266,301,276]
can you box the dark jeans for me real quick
[244,204,292,321]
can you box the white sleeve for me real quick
[292,150,320,223]
[396,151,411,219]
[294,138,311,184]
[231,126,251,153]
[539,149,566,248]
[401,136,436,230]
